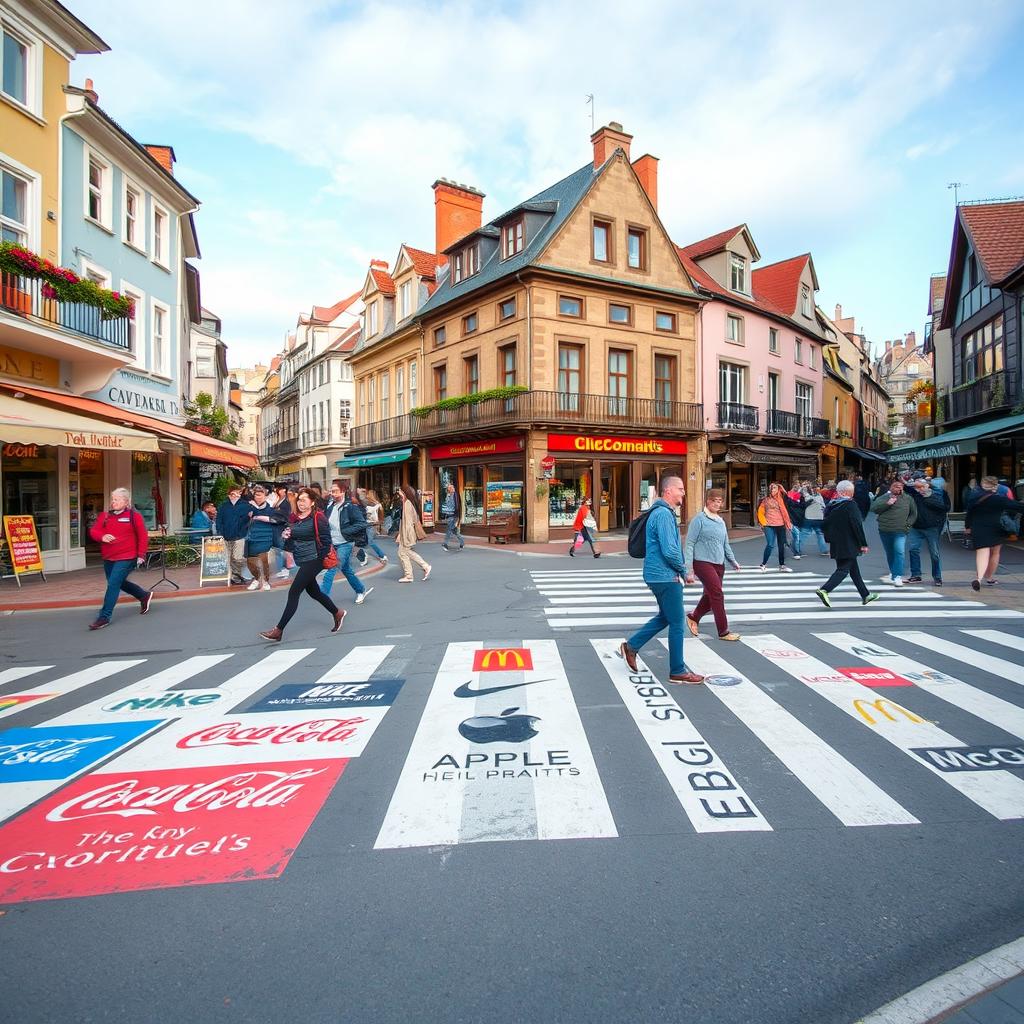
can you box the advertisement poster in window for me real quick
[421,491,435,528]
[2,515,45,577]
[486,481,523,512]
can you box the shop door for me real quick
[599,463,629,531]
[78,449,106,555]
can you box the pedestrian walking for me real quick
[270,483,295,578]
[87,487,153,630]
[244,484,285,591]
[757,482,793,572]
[618,475,703,684]
[814,480,879,608]
[396,485,431,582]
[259,487,345,642]
[569,498,602,557]
[441,481,465,552]
[785,482,805,559]
[799,482,829,556]
[355,488,388,564]
[870,479,917,586]
[906,477,950,586]
[217,484,251,585]
[684,489,741,641]
[189,500,216,544]
[965,475,1024,591]
[320,482,371,604]
[853,475,871,518]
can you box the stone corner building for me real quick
[346,123,706,541]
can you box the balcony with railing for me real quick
[717,402,759,431]
[266,435,300,458]
[938,371,1017,424]
[861,428,892,452]
[302,428,330,447]
[348,390,704,450]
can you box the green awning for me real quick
[886,413,1024,463]
[336,447,413,469]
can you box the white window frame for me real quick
[726,313,744,345]
[718,361,746,404]
[809,344,817,370]
[368,376,375,419]
[150,297,171,378]
[84,147,113,232]
[119,278,146,366]
[151,202,170,269]
[795,381,813,420]
[800,285,812,317]
[768,327,780,354]
[380,371,390,419]
[729,253,746,293]
[80,256,111,288]
[409,360,418,408]
[195,343,216,378]
[1,18,42,118]
[399,279,412,320]
[794,337,803,364]
[0,152,38,249]
[367,301,379,336]
[122,178,145,253]
[395,365,405,415]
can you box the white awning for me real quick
[0,394,161,452]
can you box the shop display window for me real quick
[1,444,59,550]
[462,465,484,524]
[131,452,169,529]
[486,465,523,516]
[549,462,590,526]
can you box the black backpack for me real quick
[627,509,652,558]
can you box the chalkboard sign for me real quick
[199,535,230,587]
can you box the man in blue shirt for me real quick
[619,475,704,684]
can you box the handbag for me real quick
[583,514,597,530]
[312,515,338,569]
[573,532,584,550]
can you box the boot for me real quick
[259,627,282,642]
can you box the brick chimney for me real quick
[370,259,388,269]
[591,121,632,168]
[83,78,98,103]
[835,303,842,321]
[145,145,176,177]
[632,154,659,211]
[906,330,917,349]
[432,179,485,261]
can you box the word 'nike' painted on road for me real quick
[452,678,553,698]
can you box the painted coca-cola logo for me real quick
[46,766,328,822]
[175,718,368,750]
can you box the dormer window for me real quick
[452,244,480,284]
[366,301,379,336]
[398,279,413,319]
[467,244,480,277]
[730,254,746,293]
[502,218,524,259]
[800,284,812,317]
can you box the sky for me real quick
[73,0,1024,367]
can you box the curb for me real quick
[855,936,1024,1023]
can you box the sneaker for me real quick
[907,576,923,583]
[442,544,449,551]
[862,593,880,606]
[933,579,943,587]
[275,569,291,579]
[261,582,271,591]
[140,591,154,615]
[355,586,374,605]
[779,565,793,573]
[793,554,802,560]
[985,578,1000,587]
[892,577,904,588]
[88,617,110,631]
[247,580,261,591]
[422,565,432,581]
[379,555,389,565]
[357,550,368,566]
[759,564,768,573]
[878,574,892,585]
[815,588,832,608]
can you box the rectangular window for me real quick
[726,314,743,344]
[962,314,1006,381]
[409,361,417,408]
[121,284,144,358]
[498,297,516,320]
[795,382,813,419]
[500,345,516,388]
[654,354,675,414]
[466,245,480,277]
[124,184,141,248]
[626,227,647,270]
[730,254,746,292]
[462,312,478,335]
[767,372,780,410]
[380,371,390,420]
[358,381,365,425]
[502,218,524,259]
[801,285,811,317]
[399,279,412,319]
[809,345,816,369]
[195,346,215,377]
[2,28,29,106]
[464,355,479,394]
[833,396,840,430]
[452,251,463,284]
[557,344,583,411]
[433,324,446,347]
[608,303,632,326]
[152,205,168,265]
[608,348,630,415]
[592,219,611,263]
[367,302,379,336]
[769,328,780,354]
[718,361,746,404]
[655,311,676,333]
[368,376,376,419]
[152,301,169,376]
[434,364,447,401]
[395,366,405,415]
[548,462,591,527]
[87,157,105,223]
[558,295,583,318]
[0,165,29,244]
[794,337,803,363]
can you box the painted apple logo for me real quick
[458,707,540,744]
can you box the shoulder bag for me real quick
[312,514,338,569]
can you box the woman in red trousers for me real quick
[684,490,742,641]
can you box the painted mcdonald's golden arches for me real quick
[853,698,925,725]
[473,648,534,672]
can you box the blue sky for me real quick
[73,0,1024,366]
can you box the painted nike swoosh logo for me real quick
[453,678,552,698]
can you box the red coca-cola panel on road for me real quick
[0,758,347,903]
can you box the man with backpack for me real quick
[320,482,371,604]
[618,474,704,685]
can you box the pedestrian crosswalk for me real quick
[529,567,1024,629]
[3,626,1024,902]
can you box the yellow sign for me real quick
[853,698,925,725]
[0,345,59,387]
[473,648,534,671]
[3,515,45,575]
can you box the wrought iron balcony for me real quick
[717,402,759,431]
[349,414,415,449]
[942,371,1017,424]
[302,428,329,447]
[861,429,892,452]
[803,416,831,440]
[267,436,300,458]
[766,409,801,435]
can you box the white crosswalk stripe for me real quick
[0,666,53,687]
[890,631,1024,686]
[530,567,1023,629]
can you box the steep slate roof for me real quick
[959,201,1024,285]
[751,254,811,315]
[680,225,746,260]
[310,290,362,323]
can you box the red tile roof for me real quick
[369,266,395,296]
[328,322,360,353]
[676,245,790,320]
[680,225,745,260]
[960,201,1024,285]
[403,246,438,279]
[751,254,810,316]
[311,289,361,323]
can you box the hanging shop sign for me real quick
[428,437,525,461]
[3,515,44,577]
[547,433,688,456]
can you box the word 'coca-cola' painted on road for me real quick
[0,759,346,903]
[176,718,367,749]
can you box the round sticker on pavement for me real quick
[704,674,742,687]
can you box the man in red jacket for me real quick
[87,487,152,630]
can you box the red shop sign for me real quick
[547,433,688,456]
[429,437,525,461]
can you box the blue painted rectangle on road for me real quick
[247,680,405,713]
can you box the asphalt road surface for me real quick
[2,536,1023,1024]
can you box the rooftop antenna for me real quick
[947,181,965,206]
[585,94,595,132]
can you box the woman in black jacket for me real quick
[260,488,345,641]
[814,481,880,607]
[965,475,1024,590]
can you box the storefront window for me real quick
[549,461,590,526]
[462,465,484,524]
[68,452,80,548]
[1,443,59,550]
[485,465,523,518]
[131,451,169,529]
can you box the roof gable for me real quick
[362,262,395,299]
[310,290,362,324]
[393,244,438,281]
[960,201,1024,286]
[751,254,816,317]
[681,224,760,262]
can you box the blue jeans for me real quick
[627,580,685,675]
[800,523,828,554]
[100,558,148,621]
[908,526,942,580]
[320,542,365,596]
[444,517,464,549]
[878,531,907,578]
[760,525,787,566]
[790,526,802,555]
[361,536,387,560]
